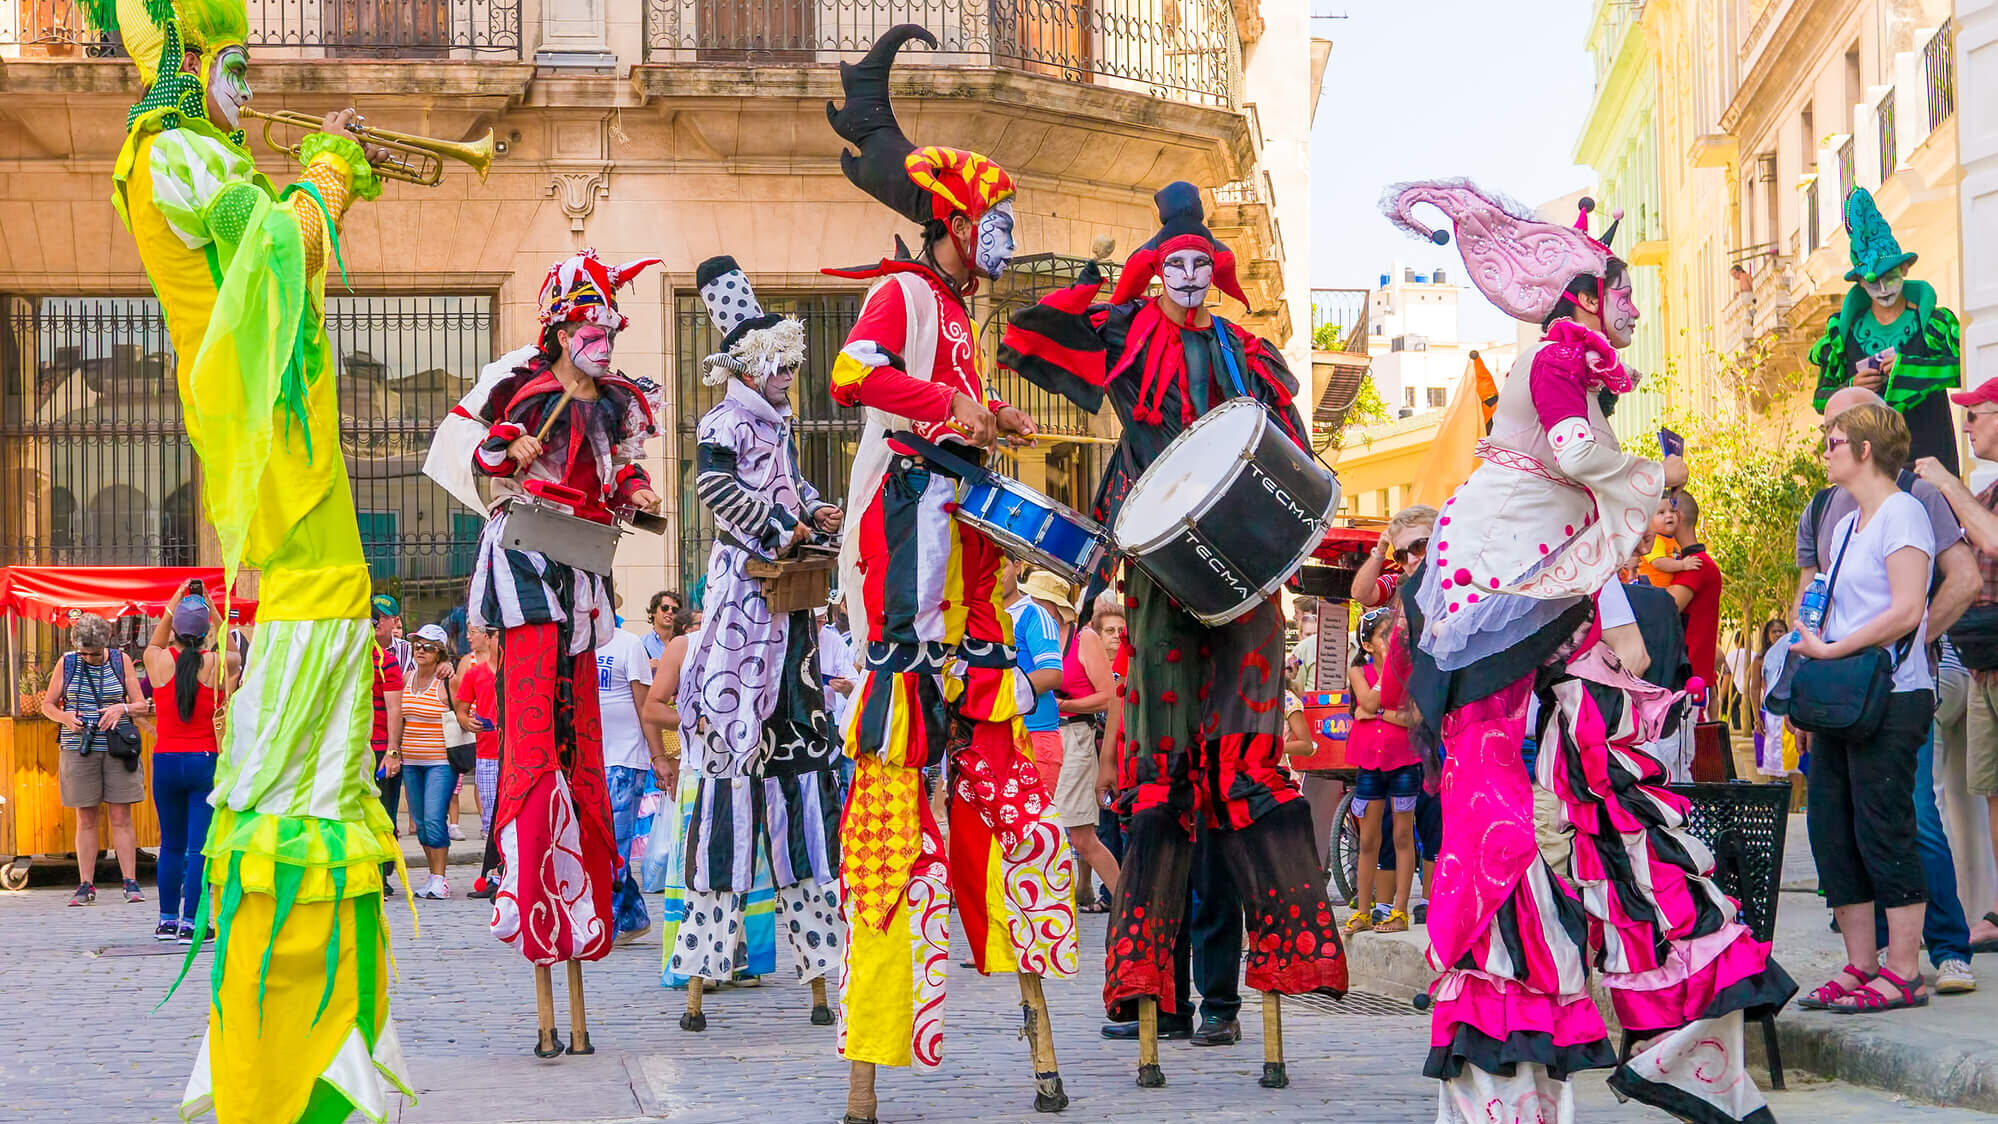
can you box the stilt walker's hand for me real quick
[949,392,997,447]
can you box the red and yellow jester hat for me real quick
[537,248,663,332]
[904,144,1015,225]
[829,25,1016,228]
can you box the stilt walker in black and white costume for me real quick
[671,254,846,1033]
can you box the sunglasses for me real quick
[413,642,445,653]
[1824,436,1851,455]
[1393,537,1430,564]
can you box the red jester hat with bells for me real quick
[826,23,1015,292]
[1108,182,1256,426]
[1109,181,1251,307]
[537,248,663,331]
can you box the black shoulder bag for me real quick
[1766,517,1913,741]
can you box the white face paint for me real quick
[1602,278,1639,349]
[1162,248,1214,311]
[206,47,250,130]
[565,324,615,378]
[1863,268,1906,307]
[975,201,1017,281]
[759,365,796,407]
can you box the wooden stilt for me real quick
[565,959,594,1055]
[533,965,563,1057]
[1017,973,1069,1112]
[810,976,834,1026]
[844,1060,879,1124]
[1258,992,1288,1088]
[680,976,708,1032]
[1136,996,1165,1088]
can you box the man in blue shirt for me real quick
[1004,563,1070,790]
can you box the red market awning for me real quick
[0,566,256,626]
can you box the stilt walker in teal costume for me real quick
[1810,187,1964,471]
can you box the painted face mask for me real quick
[207,47,251,131]
[1602,279,1640,349]
[1863,268,1906,306]
[566,324,616,377]
[760,364,796,407]
[974,201,1017,281]
[1162,248,1214,311]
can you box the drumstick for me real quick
[1029,432,1122,447]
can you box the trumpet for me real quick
[240,107,494,186]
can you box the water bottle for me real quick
[1793,574,1829,641]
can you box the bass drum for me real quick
[1112,398,1339,625]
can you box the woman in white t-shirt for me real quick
[1792,403,1934,1013]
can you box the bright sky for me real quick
[1310,0,1599,344]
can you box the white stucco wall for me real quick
[1241,5,1313,379]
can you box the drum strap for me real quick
[886,430,993,485]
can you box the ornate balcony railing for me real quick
[1924,18,1955,128]
[1876,88,1897,180]
[1836,134,1855,202]
[0,0,523,59]
[644,0,1241,108]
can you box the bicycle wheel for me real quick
[1329,788,1360,903]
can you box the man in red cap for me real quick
[1914,376,1998,950]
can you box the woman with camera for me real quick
[42,612,147,906]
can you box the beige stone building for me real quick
[1609,0,1958,436]
[0,0,1302,645]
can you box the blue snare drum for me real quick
[956,475,1108,586]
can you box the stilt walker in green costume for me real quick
[84,0,418,1119]
[1810,186,1964,472]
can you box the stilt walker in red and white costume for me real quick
[465,249,664,1058]
[823,24,1077,1124]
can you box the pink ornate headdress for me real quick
[1380,178,1620,324]
[537,248,664,332]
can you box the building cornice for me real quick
[1722,0,1856,142]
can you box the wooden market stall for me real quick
[1,565,255,888]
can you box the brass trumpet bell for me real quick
[240,107,494,186]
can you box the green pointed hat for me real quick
[1843,187,1918,283]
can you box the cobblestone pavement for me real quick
[0,877,1986,1123]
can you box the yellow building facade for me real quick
[1611,0,1959,434]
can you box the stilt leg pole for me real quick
[810,976,834,1026]
[1136,996,1165,1088]
[844,1060,879,1124]
[1017,972,1069,1112]
[533,965,563,1057]
[1258,992,1288,1088]
[680,976,709,1032]
[566,959,594,1054]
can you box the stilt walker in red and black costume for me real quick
[466,249,664,1058]
[824,25,1078,1124]
[1001,184,1347,1090]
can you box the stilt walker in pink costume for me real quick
[1380,180,1796,1124]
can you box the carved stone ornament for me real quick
[548,167,612,240]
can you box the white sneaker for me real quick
[1936,957,1977,994]
[416,875,449,900]
[448,823,466,841]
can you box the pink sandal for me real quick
[1798,964,1875,1010]
[1830,966,1928,1013]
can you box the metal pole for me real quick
[5,612,17,719]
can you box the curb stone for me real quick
[1344,927,1998,1113]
